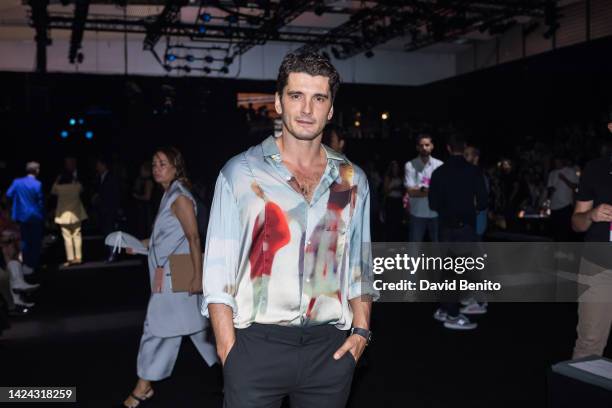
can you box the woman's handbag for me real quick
[168,253,198,292]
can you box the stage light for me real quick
[204,55,214,63]
[69,118,76,126]
[204,67,211,74]
[226,14,238,24]
[186,55,195,62]
[184,65,192,73]
[224,56,233,65]
[78,118,84,125]
[220,66,229,74]
[166,54,177,62]
[61,130,69,138]
[85,131,93,140]
[198,25,207,34]
[200,12,211,22]
[354,120,360,127]
[381,112,389,120]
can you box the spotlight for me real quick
[204,55,214,63]
[224,56,233,65]
[200,12,212,22]
[354,120,360,127]
[69,118,76,126]
[78,118,84,125]
[365,50,374,58]
[186,55,195,63]
[61,130,69,138]
[203,67,211,74]
[198,25,207,34]
[381,112,389,120]
[85,131,93,140]
[226,14,238,24]
[220,66,229,74]
[166,54,177,62]
[184,65,191,73]
[163,64,172,72]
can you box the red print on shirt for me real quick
[249,200,291,280]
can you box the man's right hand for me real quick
[589,204,612,223]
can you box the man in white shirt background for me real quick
[547,157,579,241]
[404,134,443,242]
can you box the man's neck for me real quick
[419,155,431,164]
[277,132,323,168]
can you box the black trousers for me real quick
[439,224,478,317]
[223,323,355,408]
[550,204,573,242]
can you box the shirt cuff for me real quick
[201,293,238,319]
[348,281,380,302]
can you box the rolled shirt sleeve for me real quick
[202,172,241,318]
[404,161,417,189]
[348,182,379,301]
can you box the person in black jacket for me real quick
[428,134,488,330]
[93,157,121,261]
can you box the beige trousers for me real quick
[573,258,612,359]
[60,222,82,261]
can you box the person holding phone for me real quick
[118,147,217,408]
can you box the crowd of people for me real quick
[2,49,612,408]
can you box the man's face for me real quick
[416,137,433,157]
[65,158,77,172]
[95,161,106,175]
[464,147,479,165]
[275,72,334,142]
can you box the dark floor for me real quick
[0,237,609,408]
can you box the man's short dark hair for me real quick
[447,133,466,153]
[25,161,40,175]
[416,133,433,144]
[466,145,481,157]
[322,123,344,146]
[96,156,111,168]
[276,51,340,101]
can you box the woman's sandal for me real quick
[119,389,153,408]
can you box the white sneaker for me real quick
[443,314,477,330]
[460,301,488,315]
[460,297,477,307]
[433,308,448,322]
[12,292,35,308]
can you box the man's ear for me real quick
[327,104,334,121]
[275,92,282,115]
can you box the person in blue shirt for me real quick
[6,162,44,273]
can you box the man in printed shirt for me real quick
[202,51,377,407]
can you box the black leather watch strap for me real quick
[351,327,372,345]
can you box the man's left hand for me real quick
[333,334,367,363]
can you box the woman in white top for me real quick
[51,170,88,266]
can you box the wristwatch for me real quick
[351,327,372,346]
